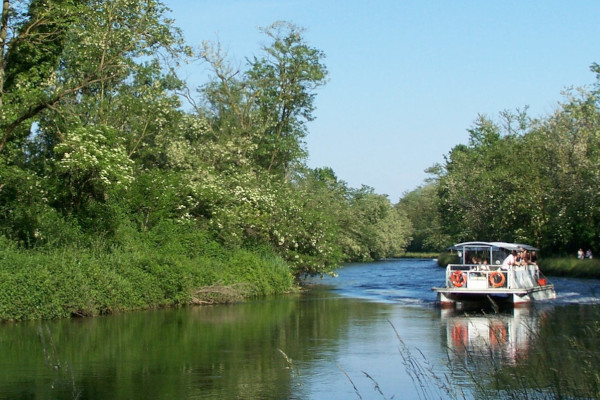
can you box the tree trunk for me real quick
[0,0,10,110]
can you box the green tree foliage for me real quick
[200,21,328,176]
[396,183,448,252]
[0,0,413,301]
[426,68,600,254]
[0,0,189,242]
[338,186,412,261]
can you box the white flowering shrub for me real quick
[54,126,134,198]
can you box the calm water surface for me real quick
[0,259,599,399]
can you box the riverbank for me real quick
[538,257,600,279]
[0,229,295,321]
[396,252,440,259]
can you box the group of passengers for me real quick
[469,248,537,271]
[502,248,538,269]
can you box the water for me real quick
[0,259,598,399]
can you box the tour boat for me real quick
[433,241,556,308]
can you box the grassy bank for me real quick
[0,223,295,321]
[396,252,440,259]
[538,257,600,279]
[436,252,460,267]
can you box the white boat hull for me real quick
[434,284,556,308]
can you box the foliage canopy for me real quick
[0,0,411,301]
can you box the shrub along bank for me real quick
[0,223,295,321]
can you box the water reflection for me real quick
[441,308,540,366]
[0,260,598,399]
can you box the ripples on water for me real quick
[311,258,600,307]
[309,259,443,307]
[0,258,598,400]
[301,258,600,398]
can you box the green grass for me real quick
[0,224,295,321]
[538,257,600,279]
[395,252,441,259]
[436,252,460,267]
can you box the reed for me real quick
[437,252,460,267]
[395,252,440,259]
[389,315,600,400]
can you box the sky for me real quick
[164,0,600,202]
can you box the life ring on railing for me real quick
[489,271,506,287]
[451,270,466,287]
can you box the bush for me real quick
[437,251,459,267]
[0,223,295,321]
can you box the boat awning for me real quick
[448,241,539,252]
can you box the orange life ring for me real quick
[489,271,506,287]
[451,270,466,287]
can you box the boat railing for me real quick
[446,263,542,290]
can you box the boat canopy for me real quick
[448,241,539,252]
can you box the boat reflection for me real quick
[441,307,542,365]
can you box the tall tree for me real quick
[0,0,189,244]
[248,21,328,174]
[201,21,328,176]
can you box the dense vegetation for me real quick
[2,0,598,321]
[0,1,411,319]
[399,64,600,257]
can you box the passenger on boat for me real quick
[523,251,531,265]
[530,251,538,264]
[502,251,516,270]
[516,249,528,266]
[480,259,489,270]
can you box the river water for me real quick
[0,259,599,399]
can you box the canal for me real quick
[0,259,598,399]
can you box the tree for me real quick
[200,21,328,176]
[530,85,600,252]
[434,112,531,244]
[0,0,187,155]
[248,21,328,174]
[339,186,412,261]
[0,0,189,245]
[429,71,600,255]
[396,183,448,252]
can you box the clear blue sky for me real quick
[164,0,600,202]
